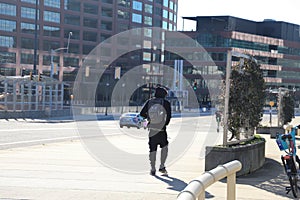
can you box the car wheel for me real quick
[120,125,123,128]
[127,126,130,128]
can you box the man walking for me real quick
[140,86,171,176]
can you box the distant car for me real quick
[119,112,147,129]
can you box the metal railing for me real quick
[177,160,242,200]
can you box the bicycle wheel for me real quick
[289,174,299,198]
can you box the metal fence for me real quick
[0,76,64,112]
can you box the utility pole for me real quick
[33,0,38,75]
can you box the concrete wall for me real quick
[205,140,265,176]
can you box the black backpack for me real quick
[148,98,167,126]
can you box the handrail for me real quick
[177,160,242,200]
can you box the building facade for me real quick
[168,16,300,106]
[0,0,178,83]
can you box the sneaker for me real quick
[150,170,156,176]
[159,167,168,174]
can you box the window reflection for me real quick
[0,20,16,32]
[0,3,16,16]
[44,11,60,23]
[21,7,38,19]
[0,35,17,47]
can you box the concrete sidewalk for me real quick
[0,119,299,200]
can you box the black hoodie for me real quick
[140,87,171,130]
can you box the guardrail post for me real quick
[227,173,236,200]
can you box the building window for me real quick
[44,11,60,23]
[65,43,80,54]
[154,7,162,16]
[0,19,16,32]
[0,52,16,64]
[102,7,113,17]
[64,57,79,67]
[132,1,142,11]
[143,52,151,61]
[83,18,98,28]
[100,34,111,42]
[145,4,153,13]
[21,37,35,49]
[101,21,112,31]
[21,7,38,19]
[169,12,173,21]
[102,0,113,4]
[0,3,16,16]
[132,13,142,23]
[64,0,80,11]
[117,23,129,32]
[64,14,80,25]
[144,28,152,37]
[83,31,97,42]
[162,21,168,30]
[83,45,94,55]
[118,0,130,8]
[21,22,39,34]
[153,19,161,27]
[43,40,60,51]
[169,1,174,10]
[163,0,168,7]
[169,23,173,31]
[43,55,58,65]
[21,0,36,4]
[64,29,80,40]
[44,0,60,8]
[0,35,17,47]
[84,3,98,15]
[118,10,129,19]
[163,10,168,19]
[21,53,37,64]
[144,16,152,25]
[44,26,60,37]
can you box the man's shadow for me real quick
[154,174,214,198]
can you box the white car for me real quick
[119,112,147,129]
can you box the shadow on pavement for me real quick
[236,158,292,199]
[154,174,215,198]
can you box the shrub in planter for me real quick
[227,57,266,141]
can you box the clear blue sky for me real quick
[177,0,300,31]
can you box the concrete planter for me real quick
[205,139,265,176]
[256,127,270,134]
[256,127,284,138]
[269,127,284,138]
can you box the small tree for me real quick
[280,93,295,125]
[228,57,266,140]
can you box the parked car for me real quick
[119,112,147,129]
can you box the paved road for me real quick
[0,115,299,199]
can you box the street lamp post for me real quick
[105,83,109,115]
[33,0,39,75]
[50,32,72,78]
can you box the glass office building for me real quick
[0,0,178,84]
[166,16,300,105]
